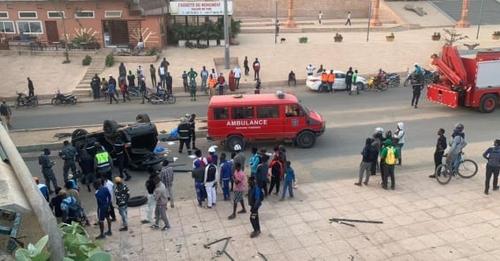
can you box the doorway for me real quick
[45,21,59,43]
[103,20,129,47]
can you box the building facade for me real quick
[0,0,166,48]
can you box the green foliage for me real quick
[82,55,92,66]
[299,37,308,44]
[105,53,114,67]
[168,18,241,44]
[15,223,112,261]
[71,32,98,49]
[145,48,160,56]
[15,235,50,261]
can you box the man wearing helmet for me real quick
[447,123,467,173]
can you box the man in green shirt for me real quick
[380,139,399,190]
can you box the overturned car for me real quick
[71,114,166,170]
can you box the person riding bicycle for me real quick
[446,123,467,173]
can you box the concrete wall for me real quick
[0,0,164,48]
[233,0,370,18]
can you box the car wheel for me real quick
[479,94,497,113]
[296,131,316,148]
[71,128,88,140]
[128,196,148,207]
[226,135,245,151]
[71,98,77,105]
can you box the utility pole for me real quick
[366,1,372,42]
[476,0,485,39]
[223,0,230,69]
[274,1,278,44]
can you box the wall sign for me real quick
[170,1,233,16]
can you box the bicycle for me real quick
[434,152,478,185]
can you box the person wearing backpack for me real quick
[447,123,466,173]
[268,155,283,195]
[192,150,208,207]
[482,139,500,195]
[380,139,399,190]
[355,138,378,186]
[248,176,263,238]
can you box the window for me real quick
[336,73,345,79]
[16,21,43,34]
[0,21,15,33]
[18,11,37,19]
[285,104,303,117]
[47,11,65,19]
[0,11,8,19]
[75,10,95,18]
[232,107,254,119]
[105,10,122,18]
[257,106,279,119]
[213,107,228,120]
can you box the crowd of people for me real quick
[306,64,359,95]
[186,143,295,238]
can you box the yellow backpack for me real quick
[385,147,396,165]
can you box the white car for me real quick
[306,70,367,92]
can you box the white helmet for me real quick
[233,144,242,151]
[375,127,384,134]
[208,145,218,153]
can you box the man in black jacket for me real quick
[38,148,58,194]
[429,128,447,178]
[177,117,191,154]
[91,74,101,99]
[411,73,424,108]
[482,139,500,195]
[188,114,197,150]
[355,138,377,186]
[248,176,262,238]
[346,67,354,95]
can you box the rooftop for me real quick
[209,92,299,107]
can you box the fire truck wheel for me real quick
[479,94,497,113]
[296,131,316,148]
[226,135,245,151]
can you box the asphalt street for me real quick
[21,86,500,213]
[433,0,500,25]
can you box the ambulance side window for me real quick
[214,107,229,120]
[257,106,279,119]
[232,106,254,119]
[285,104,303,117]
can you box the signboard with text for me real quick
[170,1,233,16]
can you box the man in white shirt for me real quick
[345,11,352,26]
[233,67,242,89]
[104,177,117,221]
[306,64,315,76]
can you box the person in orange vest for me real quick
[208,75,217,99]
[327,70,335,92]
[320,70,329,92]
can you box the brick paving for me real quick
[89,166,500,260]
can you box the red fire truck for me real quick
[207,91,325,150]
[427,45,500,113]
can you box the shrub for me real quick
[299,37,308,43]
[105,53,114,67]
[82,55,92,66]
[145,48,160,56]
[71,30,98,49]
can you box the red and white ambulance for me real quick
[207,91,325,150]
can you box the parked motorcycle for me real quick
[147,89,176,105]
[367,72,400,91]
[16,92,38,108]
[51,92,77,105]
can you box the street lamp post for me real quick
[286,0,296,28]
[456,0,470,28]
[223,0,230,69]
[476,0,485,39]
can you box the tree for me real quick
[443,28,468,45]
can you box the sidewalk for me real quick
[88,167,500,261]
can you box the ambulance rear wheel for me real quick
[479,94,497,113]
[296,131,316,148]
[226,135,245,151]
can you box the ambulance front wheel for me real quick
[226,135,245,151]
[296,131,316,148]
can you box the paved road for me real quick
[433,0,500,25]
[21,86,500,213]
